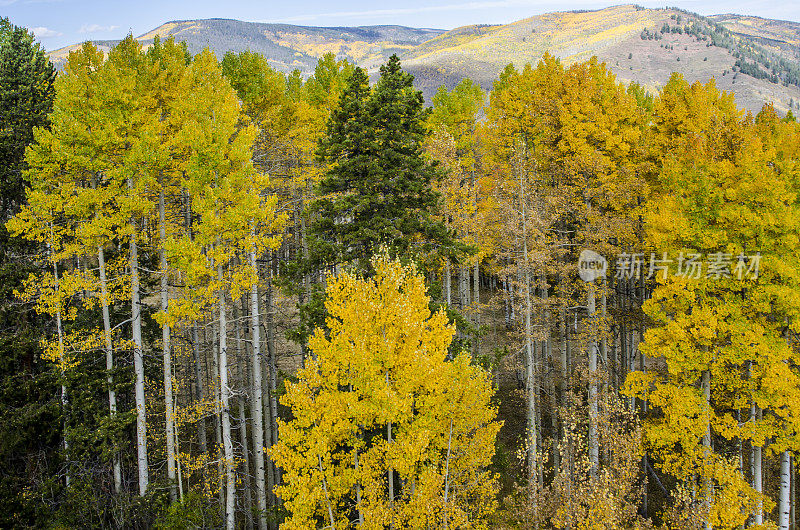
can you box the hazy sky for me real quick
[3,0,799,51]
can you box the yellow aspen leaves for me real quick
[272,252,501,529]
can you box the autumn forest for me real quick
[1,15,799,530]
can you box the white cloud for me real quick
[31,26,62,38]
[78,23,120,34]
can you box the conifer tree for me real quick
[0,18,56,524]
[308,55,450,273]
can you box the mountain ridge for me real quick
[46,5,800,114]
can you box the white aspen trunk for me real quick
[249,244,268,530]
[560,308,568,409]
[443,418,453,529]
[218,261,236,530]
[702,369,711,529]
[547,345,558,473]
[192,324,208,455]
[600,280,607,383]
[459,266,468,310]
[753,403,763,526]
[186,193,209,456]
[542,276,558,472]
[266,264,281,489]
[534,338,544,488]
[129,199,149,495]
[780,450,791,529]
[295,187,310,367]
[212,324,225,511]
[780,333,793,530]
[317,453,335,528]
[234,298,253,530]
[588,282,599,478]
[620,318,628,404]
[388,418,394,503]
[353,419,363,526]
[473,260,480,320]
[791,454,796,530]
[238,389,254,530]
[160,189,177,502]
[52,254,69,487]
[98,245,122,493]
[386,370,394,515]
[445,260,451,306]
[176,426,184,501]
[520,178,537,491]
[354,451,363,525]
[262,349,275,510]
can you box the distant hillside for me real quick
[47,19,443,74]
[400,5,800,114]
[709,14,800,61]
[47,6,800,114]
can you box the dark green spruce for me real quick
[308,55,452,272]
[0,17,58,526]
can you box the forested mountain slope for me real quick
[47,5,800,113]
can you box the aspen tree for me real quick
[167,49,285,528]
[272,252,500,529]
[628,78,800,527]
[144,37,192,501]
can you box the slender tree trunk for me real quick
[52,253,70,487]
[753,403,763,526]
[443,418,453,529]
[780,451,792,530]
[445,261,451,306]
[386,370,395,520]
[238,372,254,530]
[353,425,364,526]
[211,323,226,511]
[129,199,149,495]
[98,245,122,493]
[234,298,253,529]
[160,189,177,502]
[473,260,480,355]
[295,187,309,367]
[262,347,275,510]
[620,316,628,404]
[218,261,236,530]
[702,369,711,529]
[791,454,796,530]
[459,266,468,310]
[186,192,208,456]
[265,260,281,492]
[519,167,537,493]
[588,282,599,478]
[600,280,607,385]
[388,417,394,503]
[192,324,208,455]
[249,244,269,530]
[317,452,335,528]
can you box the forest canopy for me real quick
[1,19,799,530]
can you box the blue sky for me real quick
[3,0,799,51]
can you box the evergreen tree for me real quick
[308,55,451,273]
[0,17,57,526]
